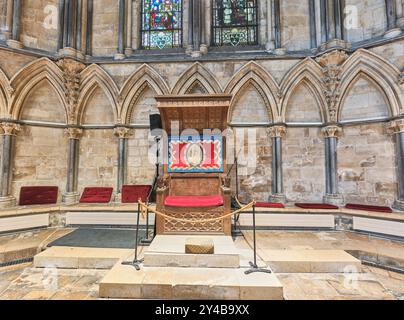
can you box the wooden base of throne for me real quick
[156,206,232,235]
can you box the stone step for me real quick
[144,235,240,268]
[99,263,283,300]
[264,250,362,273]
[33,246,133,269]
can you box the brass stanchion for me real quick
[245,203,272,275]
[122,202,144,271]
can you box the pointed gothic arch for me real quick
[337,49,402,118]
[120,64,170,124]
[76,64,120,125]
[10,58,68,122]
[172,62,222,94]
[225,61,280,123]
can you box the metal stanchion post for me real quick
[245,203,272,275]
[122,202,144,271]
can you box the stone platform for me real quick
[144,235,240,268]
[99,235,284,300]
[264,250,362,273]
[33,246,132,269]
[99,263,284,300]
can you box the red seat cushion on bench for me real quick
[79,187,113,203]
[19,186,59,206]
[165,195,224,208]
[121,185,152,203]
[345,203,393,213]
[295,203,339,210]
[255,202,285,208]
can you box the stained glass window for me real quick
[141,0,183,50]
[212,0,258,46]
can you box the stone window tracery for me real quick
[141,0,183,49]
[211,0,258,46]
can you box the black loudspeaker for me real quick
[149,114,162,135]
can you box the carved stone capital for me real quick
[65,127,83,140]
[388,119,404,135]
[316,49,349,67]
[268,125,287,138]
[57,58,86,123]
[0,122,21,136]
[321,125,343,138]
[114,127,132,139]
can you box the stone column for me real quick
[309,0,317,49]
[200,0,208,54]
[76,0,83,52]
[0,122,20,208]
[3,0,14,40]
[389,119,404,212]
[85,0,93,56]
[268,126,286,203]
[6,0,23,49]
[114,127,132,201]
[273,0,285,55]
[132,0,141,51]
[63,128,83,205]
[318,0,350,51]
[385,0,402,37]
[115,0,126,60]
[125,0,133,55]
[59,0,85,59]
[186,0,194,55]
[322,125,344,205]
[265,0,275,51]
[398,0,404,27]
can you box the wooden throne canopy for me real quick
[155,94,233,235]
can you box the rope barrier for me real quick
[138,200,256,224]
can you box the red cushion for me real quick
[295,203,339,210]
[255,202,285,208]
[345,203,393,213]
[165,195,224,208]
[79,187,113,204]
[121,185,152,203]
[19,186,59,206]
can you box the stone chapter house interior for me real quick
[0,0,403,301]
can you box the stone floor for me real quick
[0,229,403,300]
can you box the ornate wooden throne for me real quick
[155,94,233,236]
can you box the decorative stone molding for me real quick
[0,196,16,209]
[388,119,404,134]
[321,125,343,138]
[317,50,349,123]
[57,58,86,124]
[114,127,132,139]
[268,125,287,138]
[318,39,351,52]
[65,127,83,140]
[0,122,21,136]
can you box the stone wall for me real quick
[77,129,117,194]
[12,126,67,201]
[20,0,59,52]
[92,0,119,57]
[345,0,387,43]
[20,79,65,123]
[285,82,323,123]
[280,0,311,51]
[283,127,326,203]
[127,129,155,185]
[233,127,272,203]
[338,123,397,206]
[340,76,390,121]
[0,0,6,41]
